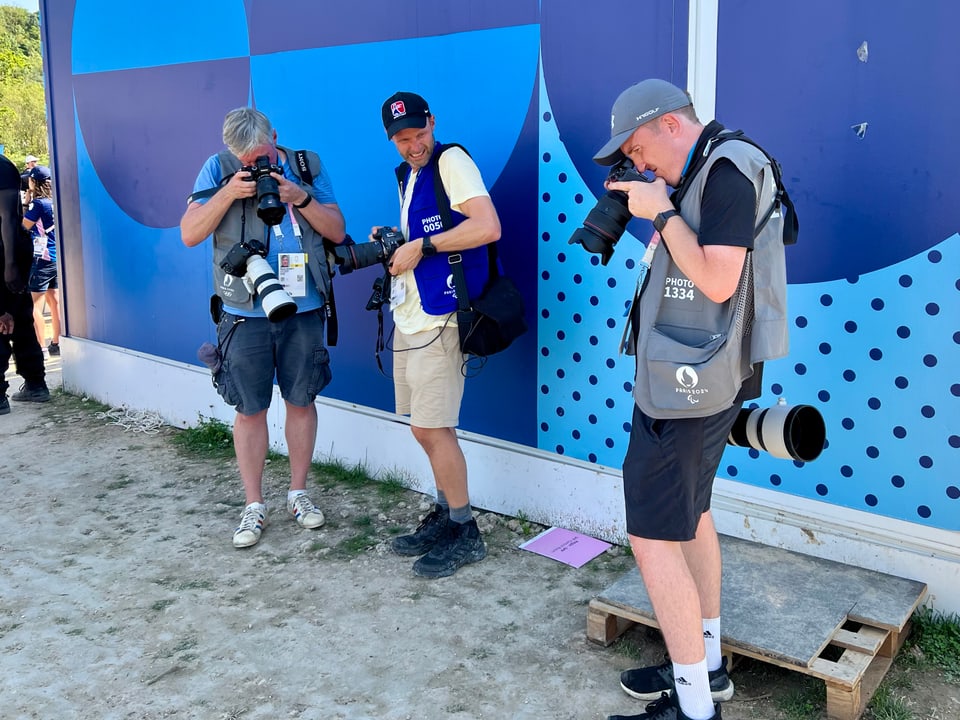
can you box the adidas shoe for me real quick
[233,502,267,548]
[287,492,325,529]
[620,657,733,702]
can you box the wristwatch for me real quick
[421,235,437,257]
[653,209,679,233]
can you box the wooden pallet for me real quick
[588,535,927,720]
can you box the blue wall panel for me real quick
[42,0,958,529]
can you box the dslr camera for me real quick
[220,238,297,322]
[242,155,284,226]
[333,226,405,275]
[332,226,406,312]
[568,158,651,266]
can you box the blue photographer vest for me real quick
[400,143,490,315]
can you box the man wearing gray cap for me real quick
[592,79,791,720]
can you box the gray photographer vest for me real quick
[210,145,332,311]
[631,136,789,418]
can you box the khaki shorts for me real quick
[393,325,465,428]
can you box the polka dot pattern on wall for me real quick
[537,75,959,530]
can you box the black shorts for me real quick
[27,259,58,293]
[621,403,741,541]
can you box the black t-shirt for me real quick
[674,124,764,402]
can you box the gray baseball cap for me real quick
[593,79,692,166]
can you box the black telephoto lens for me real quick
[568,190,633,265]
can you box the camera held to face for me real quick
[333,226,406,275]
[242,155,284,226]
[220,238,298,322]
[568,158,652,266]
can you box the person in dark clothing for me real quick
[0,154,49,414]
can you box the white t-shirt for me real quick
[394,145,489,334]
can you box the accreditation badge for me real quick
[278,252,307,297]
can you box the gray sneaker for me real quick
[620,657,734,702]
[0,395,9,415]
[11,383,50,403]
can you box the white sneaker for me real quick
[233,502,267,548]
[287,493,325,529]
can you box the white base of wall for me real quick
[61,338,960,614]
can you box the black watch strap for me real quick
[294,193,312,209]
[653,209,679,233]
[421,235,437,257]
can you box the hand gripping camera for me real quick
[219,238,297,322]
[242,155,285,226]
[332,226,405,275]
[568,158,652,265]
[333,226,406,311]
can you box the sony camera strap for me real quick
[293,148,339,346]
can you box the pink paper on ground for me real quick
[519,527,612,568]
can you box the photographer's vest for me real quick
[208,145,333,313]
[632,133,790,416]
[397,142,490,315]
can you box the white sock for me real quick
[287,489,306,503]
[672,659,715,720]
[702,617,722,671]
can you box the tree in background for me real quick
[0,5,46,166]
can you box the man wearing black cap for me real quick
[377,91,501,578]
[1,153,49,414]
[591,79,790,720]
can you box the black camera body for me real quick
[219,238,297,322]
[333,226,406,275]
[220,239,267,277]
[241,155,284,226]
[568,158,651,266]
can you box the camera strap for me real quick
[399,142,500,309]
[292,149,339,347]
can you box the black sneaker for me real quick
[608,692,721,720]
[0,395,9,415]
[412,518,486,579]
[11,383,50,403]
[391,504,450,556]
[621,657,733,702]
[48,342,60,356]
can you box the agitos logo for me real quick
[675,365,708,405]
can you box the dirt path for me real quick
[2,362,956,720]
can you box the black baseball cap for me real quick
[382,91,431,139]
[29,164,51,182]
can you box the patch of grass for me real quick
[351,514,373,528]
[496,598,513,607]
[866,682,913,720]
[375,468,412,500]
[337,531,376,556]
[776,677,824,720]
[170,416,234,459]
[515,509,537,537]
[908,606,960,680]
[612,635,647,663]
[151,598,176,613]
[313,458,374,490]
[65,627,84,636]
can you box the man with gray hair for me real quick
[181,108,347,548]
[587,78,791,720]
